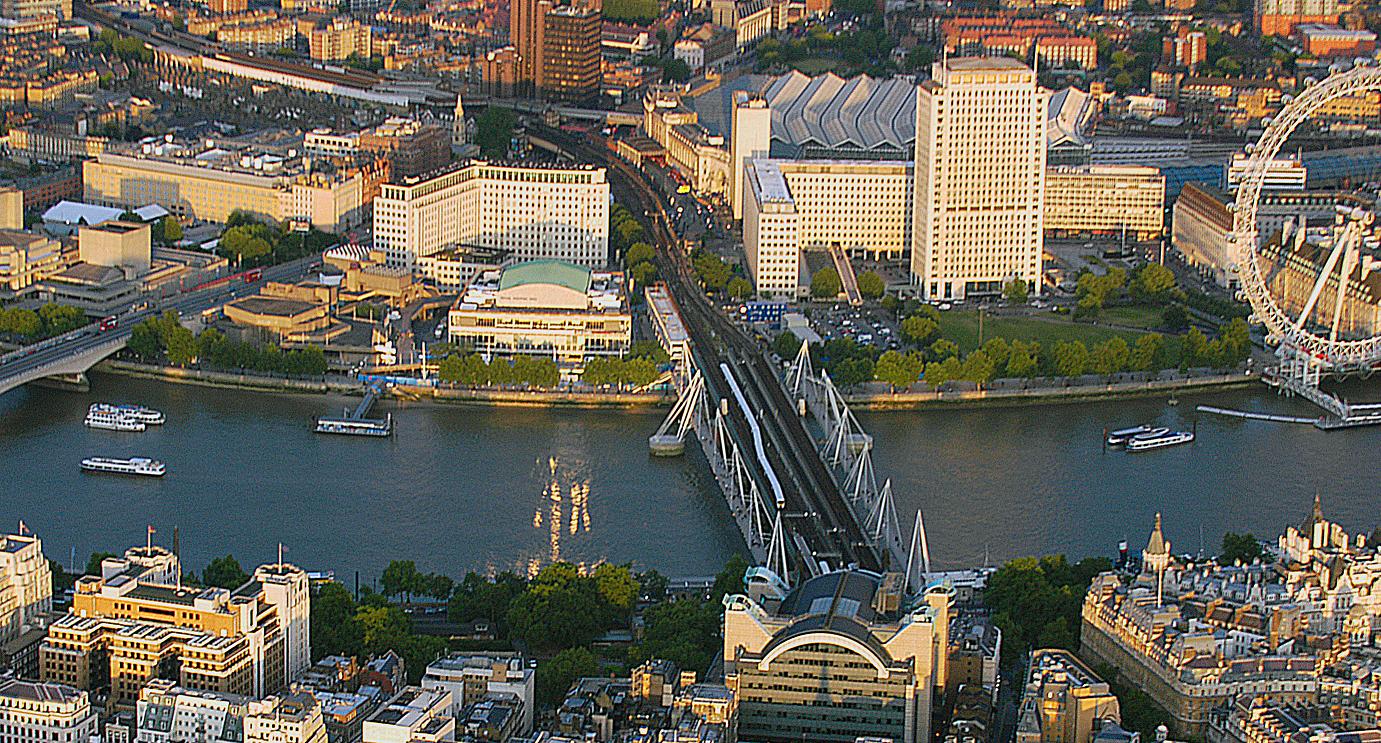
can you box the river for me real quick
[1,373,1378,580]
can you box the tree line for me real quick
[128,312,328,376]
[217,211,336,268]
[437,353,560,389]
[0,303,86,342]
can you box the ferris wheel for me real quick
[1232,64,1381,375]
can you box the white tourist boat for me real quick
[89,403,165,425]
[80,456,165,477]
[84,410,146,432]
[1126,430,1195,452]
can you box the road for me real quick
[0,257,316,396]
[538,127,885,574]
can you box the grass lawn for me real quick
[937,310,1150,353]
[1100,305,1165,330]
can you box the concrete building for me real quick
[1254,0,1338,35]
[729,93,771,221]
[742,158,913,294]
[1257,221,1381,340]
[362,686,454,743]
[1014,649,1122,743]
[83,148,365,232]
[0,679,96,743]
[0,0,69,20]
[0,230,63,296]
[674,23,735,73]
[1172,183,1235,289]
[420,653,535,734]
[541,6,602,104]
[309,17,372,61]
[360,118,452,179]
[134,679,328,743]
[40,546,311,708]
[447,260,630,367]
[0,532,52,646]
[372,161,609,272]
[78,220,151,277]
[723,570,953,743]
[0,188,20,231]
[1295,24,1376,57]
[1163,28,1207,71]
[1044,165,1165,241]
[646,283,690,367]
[912,57,1047,300]
[1226,154,1307,193]
[710,0,771,49]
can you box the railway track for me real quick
[535,126,884,574]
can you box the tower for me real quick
[452,93,469,149]
[912,57,1047,301]
[730,93,771,221]
[255,562,311,688]
[1143,513,1171,607]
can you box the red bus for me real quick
[98,316,118,332]
[243,268,263,282]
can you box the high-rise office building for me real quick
[912,57,1047,301]
[512,0,601,100]
[541,6,601,103]
[729,93,770,221]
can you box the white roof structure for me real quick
[1047,86,1095,150]
[41,201,124,227]
[762,71,917,156]
[133,204,170,221]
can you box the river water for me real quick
[1,373,1378,579]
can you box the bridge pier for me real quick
[29,372,90,393]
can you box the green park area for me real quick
[936,310,1149,354]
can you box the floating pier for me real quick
[315,383,393,437]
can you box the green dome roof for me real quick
[499,260,592,294]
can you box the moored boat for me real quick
[90,403,164,425]
[84,410,145,432]
[1107,425,1168,446]
[1126,430,1195,452]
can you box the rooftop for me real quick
[499,260,592,295]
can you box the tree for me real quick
[536,647,600,709]
[1090,337,1130,375]
[475,107,517,160]
[1131,263,1175,301]
[1053,341,1090,377]
[874,350,922,390]
[692,253,732,291]
[628,598,721,676]
[901,315,938,345]
[985,555,1113,666]
[727,277,752,300]
[1219,317,1252,367]
[158,217,184,244]
[448,571,526,636]
[929,338,959,361]
[811,267,842,299]
[1181,327,1208,367]
[625,242,654,266]
[84,551,117,575]
[1162,305,1190,332]
[661,57,691,82]
[1003,278,1029,304]
[772,331,803,360]
[924,356,963,388]
[711,554,749,601]
[1221,532,1264,565]
[961,349,996,383]
[1006,340,1040,377]
[202,554,249,589]
[593,563,638,622]
[312,582,364,660]
[857,271,885,299]
[165,325,197,366]
[1130,333,1166,372]
[381,560,425,602]
[506,563,607,654]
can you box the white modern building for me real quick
[742,160,802,297]
[362,686,454,743]
[421,653,535,734]
[0,679,96,743]
[1044,165,1166,241]
[742,158,913,294]
[447,260,631,367]
[1225,152,1307,192]
[0,531,52,644]
[134,680,327,743]
[912,57,1047,300]
[373,161,610,272]
[729,93,771,221]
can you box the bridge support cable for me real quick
[904,510,932,595]
[649,372,706,456]
[863,479,904,566]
